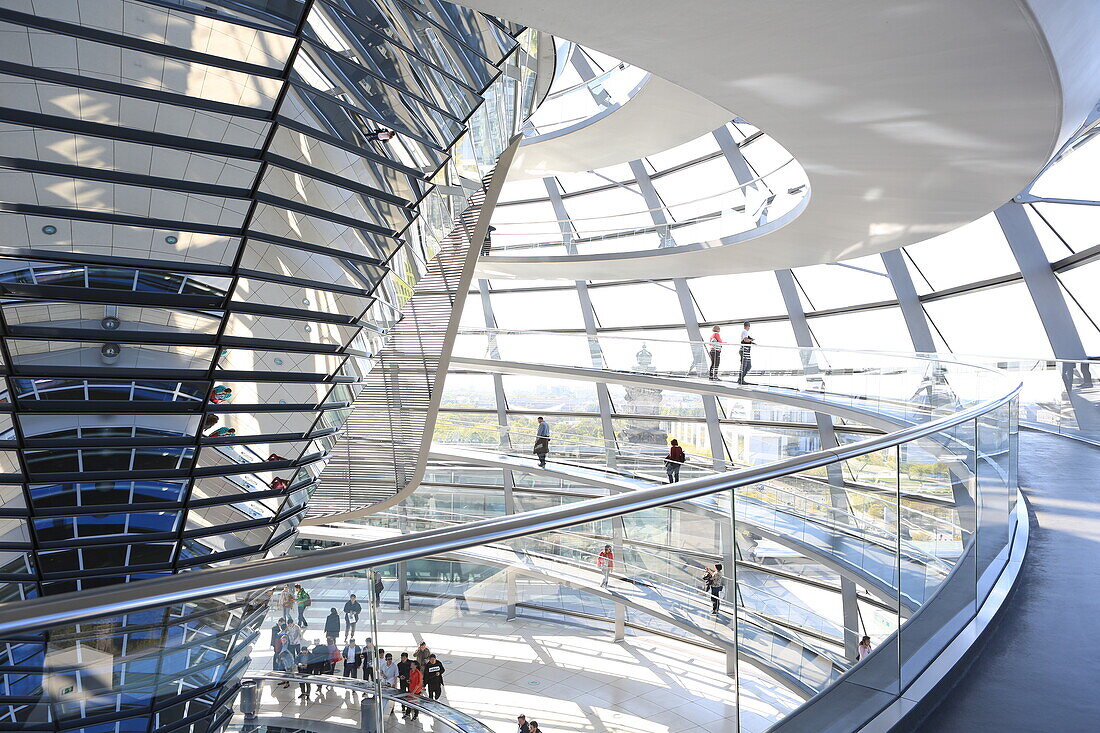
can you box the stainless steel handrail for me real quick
[239,671,492,733]
[0,381,1019,635]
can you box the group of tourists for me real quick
[269,586,445,715]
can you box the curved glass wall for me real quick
[0,345,1021,733]
[0,1,542,731]
[521,40,650,139]
[487,119,808,256]
[468,131,1100,442]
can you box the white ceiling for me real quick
[460,0,1100,278]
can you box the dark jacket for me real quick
[423,661,445,685]
[343,599,362,616]
[397,659,413,682]
[324,612,341,637]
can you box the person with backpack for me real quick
[295,584,311,627]
[665,438,686,483]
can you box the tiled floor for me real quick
[251,594,802,732]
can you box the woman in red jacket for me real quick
[406,661,424,720]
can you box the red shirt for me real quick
[598,549,614,569]
[408,668,423,694]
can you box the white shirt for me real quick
[857,643,872,661]
[380,661,399,686]
[741,329,751,342]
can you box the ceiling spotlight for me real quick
[101,316,121,331]
[100,342,121,360]
[41,225,57,235]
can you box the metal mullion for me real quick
[131,0,302,37]
[0,303,42,595]
[0,157,252,200]
[388,0,499,65]
[315,0,481,94]
[243,230,392,269]
[0,107,262,161]
[251,191,402,238]
[284,79,449,153]
[179,0,322,571]
[272,116,431,182]
[0,6,286,80]
[298,36,464,123]
[264,154,416,208]
[0,59,272,121]
[0,200,240,237]
[497,150,725,207]
[3,249,236,277]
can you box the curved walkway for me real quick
[301,522,846,698]
[452,356,938,433]
[912,432,1100,730]
[510,75,733,178]
[431,445,944,613]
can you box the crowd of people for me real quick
[269,587,445,717]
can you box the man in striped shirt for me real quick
[738,322,755,385]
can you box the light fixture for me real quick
[165,235,178,244]
[41,225,57,235]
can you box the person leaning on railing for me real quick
[708,325,724,380]
[738,322,755,385]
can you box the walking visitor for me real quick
[534,416,550,467]
[294,584,310,626]
[343,593,362,639]
[597,544,614,587]
[665,438,686,483]
[423,654,445,700]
